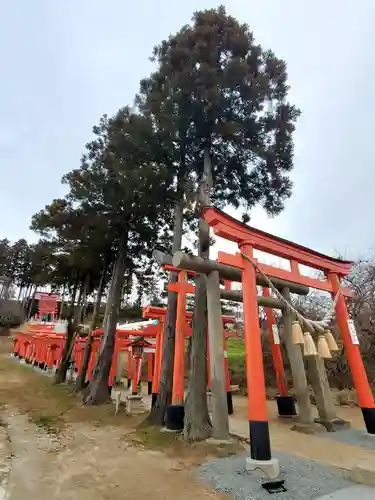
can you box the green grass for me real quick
[227,337,245,359]
[226,338,245,384]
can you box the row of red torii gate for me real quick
[12,207,375,481]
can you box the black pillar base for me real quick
[249,420,271,461]
[151,393,158,407]
[108,385,112,396]
[166,404,185,431]
[132,391,138,396]
[276,395,297,417]
[147,381,152,395]
[38,362,45,370]
[227,391,233,415]
[127,379,131,389]
[361,407,375,434]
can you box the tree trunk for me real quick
[59,284,66,319]
[146,200,183,425]
[102,274,115,331]
[21,284,31,311]
[53,281,79,385]
[184,148,212,441]
[282,287,314,426]
[206,270,229,439]
[84,235,127,405]
[27,286,37,319]
[77,274,90,324]
[75,263,108,391]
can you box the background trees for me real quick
[1,6,305,440]
[139,6,300,438]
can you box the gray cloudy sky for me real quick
[1,1,374,261]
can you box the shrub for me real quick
[0,312,22,329]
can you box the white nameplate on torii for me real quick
[347,319,359,345]
[272,325,280,345]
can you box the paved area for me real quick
[315,427,375,450]
[317,485,375,499]
[197,453,375,500]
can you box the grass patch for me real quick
[128,424,244,464]
[129,426,182,450]
[0,355,137,431]
[30,413,61,434]
[227,338,245,359]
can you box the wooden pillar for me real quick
[171,271,190,405]
[127,349,132,389]
[241,243,271,461]
[206,340,211,390]
[223,336,233,415]
[328,273,375,433]
[132,355,140,395]
[282,287,314,426]
[263,288,288,396]
[151,328,163,405]
[147,352,153,395]
[206,270,229,440]
[306,356,337,422]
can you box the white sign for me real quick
[347,319,359,344]
[272,325,280,345]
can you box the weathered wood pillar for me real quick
[306,356,337,422]
[282,287,314,426]
[206,270,230,440]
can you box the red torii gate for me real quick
[202,207,375,467]
[35,292,60,321]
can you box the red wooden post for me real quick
[263,288,288,396]
[223,335,233,415]
[147,352,153,395]
[240,242,271,462]
[127,348,132,389]
[151,324,163,404]
[169,272,194,405]
[329,272,375,433]
[132,353,140,395]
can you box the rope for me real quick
[240,252,341,334]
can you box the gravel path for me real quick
[196,452,356,500]
[316,428,375,451]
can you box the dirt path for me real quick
[0,353,227,500]
[4,412,223,500]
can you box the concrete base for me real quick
[245,457,280,480]
[206,437,233,445]
[126,395,146,415]
[161,426,181,434]
[350,461,375,487]
[291,422,324,434]
[315,417,351,432]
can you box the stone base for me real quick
[291,422,324,434]
[206,437,232,445]
[276,395,297,417]
[165,404,184,431]
[126,395,146,415]
[245,457,280,480]
[315,417,351,432]
[350,461,375,487]
[362,407,375,434]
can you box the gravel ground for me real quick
[316,428,375,451]
[196,452,353,500]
